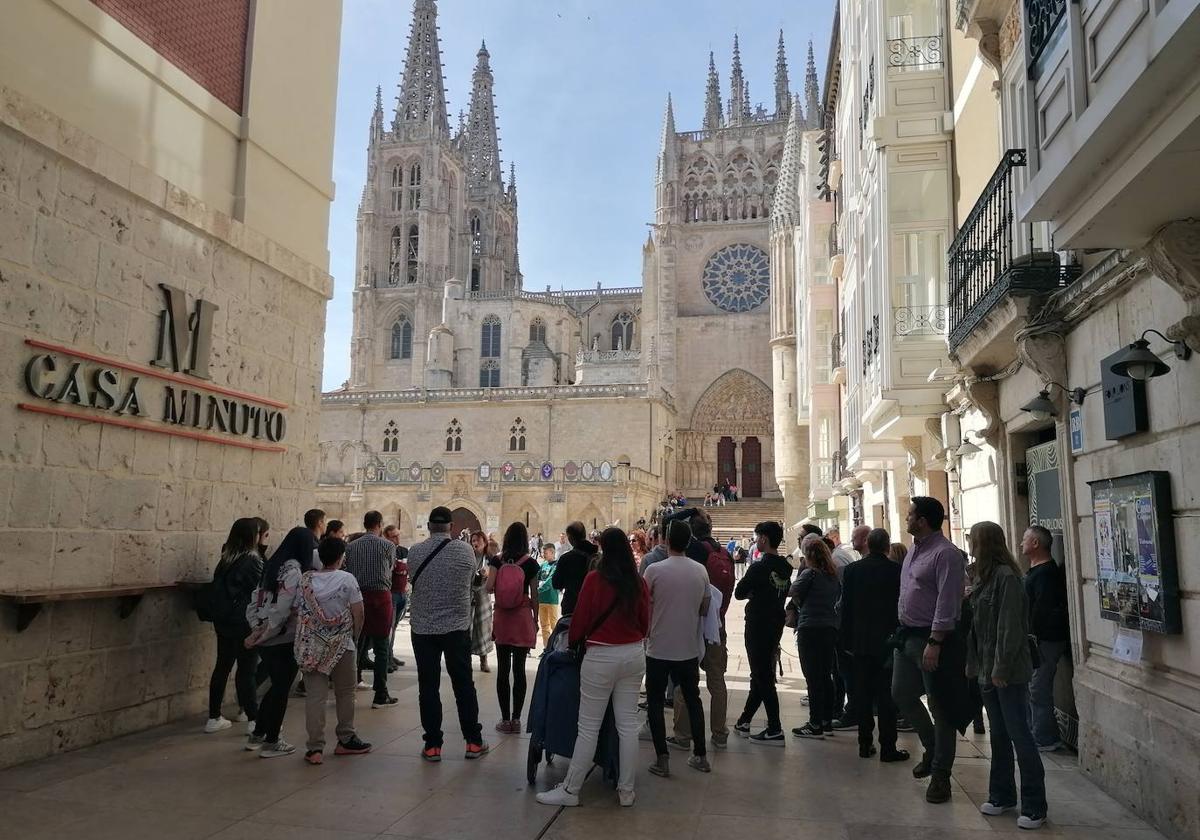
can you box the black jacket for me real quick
[734,552,791,641]
[1024,561,1070,642]
[553,541,598,615]
[839,553,901,657]
[213,550,263,637]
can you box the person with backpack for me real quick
[536,543,561,651]
[292,537,372,765]
[244,525,312,757]
[487,522,540,733]
[669,510,734,750]
[204,517,264,734]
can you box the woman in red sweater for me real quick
[536,527,650,809]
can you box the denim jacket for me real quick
[966,564,1033,685]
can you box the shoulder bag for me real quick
[409,539,452,591]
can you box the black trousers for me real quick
[836,646,857,721]
[738,629,782,732]
[495,644,530,721]
[854,653,898,750]
[646,656,706,757]
[357,634,390,701]
[253,644,297,742]
[208,630,259,720]
[412,629,483,748]
[797,626,837,726]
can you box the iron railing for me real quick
[887,35,943,74]
[894,304,949,338]
[830,332,844,371]
[1026,0,1067,78]
[947,149,1081,351]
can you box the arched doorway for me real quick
[451,506,482,538]
[742,436,762,497]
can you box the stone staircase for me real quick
[704,498,785,544]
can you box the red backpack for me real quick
[704,543,735,619]
[494,558,528,610]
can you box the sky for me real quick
[323,0,836,389]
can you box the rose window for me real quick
[702,244,770,312]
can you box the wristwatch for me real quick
[926,637,943,647]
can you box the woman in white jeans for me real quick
[537,527,650,808]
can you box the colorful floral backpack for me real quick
[293,572,353,675]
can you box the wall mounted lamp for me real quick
[1020,382,1087,421]
[954,432,983,458]
[1109,329,1192,381]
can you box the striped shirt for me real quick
[343,532,395,591]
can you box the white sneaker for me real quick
[245,719,256,734]
[618,788,636,807]
[234,710,249,723]
[536,783,579,807]
[356,681,370,690]
[980,802,1016,816]
[204,717,232,734]
[1018,814,1046,830]
[259,739,296,758]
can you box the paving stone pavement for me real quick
[0,615,1168,840]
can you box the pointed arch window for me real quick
[470,212,483,291]
[479,359,500,388]
[529,317,546,344]
[509,417,527,452]
[445,418,463,452]
[390,315,413,359]
[611,311,635,350]
[382,420,399,453]
[391,165,403,213]
[406,225,419,284]
[388,226,403,285]
[408,162,422,209]
[481,315,501,358]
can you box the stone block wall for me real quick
[0,85,332,767]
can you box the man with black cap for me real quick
[406,506,489,762]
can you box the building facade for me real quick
[319,2,821,538]
[0,0,341,765]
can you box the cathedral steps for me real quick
[703,498,785,543]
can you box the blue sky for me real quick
[323,0,835,388]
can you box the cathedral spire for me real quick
[703,52,723,130]
[775,31,791,119]
[805,40,821,130]
[466,40,502,189]
[658,93,676,181]
[771,95,803,231]
[728,34,749,125]
[395,0,449,136]
[370,84,384,144]
[507,161,517,201]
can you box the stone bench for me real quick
[0,583,181,633]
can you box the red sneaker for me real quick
[464,741,490,760]
[421,746,442,762]
[304,750,323,765]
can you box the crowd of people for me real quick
[200,496,1069,829]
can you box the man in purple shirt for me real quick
[892,496,965,805]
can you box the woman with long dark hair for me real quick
[788,537,841,739]
[244,525,313,757]
[537,527,650,809]
[205,517,264,734]
[468,531,494,672]
[966,522,1047,830]
[486,522,539,732]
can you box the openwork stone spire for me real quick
[466,40,502,189]
[703,52,723,130]
[775,31,791,119]
[507,162,517,201]
[771,95,803,231]
[728,34,750,125]
[805,40,821,130]
[370,84,384,144]
[395,0,449,135]
[658,93,676,181]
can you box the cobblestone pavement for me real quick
[0,617,1168,840]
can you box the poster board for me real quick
[1089,471,1181,634]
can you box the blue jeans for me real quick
[1028,640,1066,747]
[982,682,1047,818]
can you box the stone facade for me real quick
[320,3,822,527]
[0,38,334,764]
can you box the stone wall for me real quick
[0,86,332,767]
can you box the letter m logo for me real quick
[152,283,219,379]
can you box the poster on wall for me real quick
[1088,471,1181,634]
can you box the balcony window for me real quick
[891,230,947,339]
[887,0,942,73]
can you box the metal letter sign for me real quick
[152,283,217,379]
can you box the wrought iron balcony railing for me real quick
[947,149,1081,351]
[887,35,943,74]
[1026,0,1068,78]
[830,332,844,371]
[894,304,948,338]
